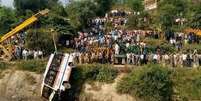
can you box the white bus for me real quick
[41,53,75,101]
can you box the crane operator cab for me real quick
[41,53,75,101]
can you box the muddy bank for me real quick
[0,70,134,101]
[0,70,43,101]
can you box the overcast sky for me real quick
[1,0,69,8]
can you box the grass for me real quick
[171,68,201,100]
[116,64,172,101]
[0,62,9,71]
[182,43,201,53]
[116,64,201,101]
[63,64,118,101]
[16,59,46,74]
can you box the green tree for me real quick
[95,0,113,16]
[25,28,55,54]
[0,6,17,34]
[117,65,173,101]
[14,0,59,15]
[126,0,144,12]
[188,2,201,29]
[156,0,190,31]
[66,1,97,30]
[40,4,75,35]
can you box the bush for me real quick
[172,68,201,100]
[16,59,46,73]
[96,66,118,83]
[63,64,118,101]
[0,62,9,70]
[117,64,173,101]
[77,64,118,83]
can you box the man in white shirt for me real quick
[182,54,187,66]
[114,43,119,55]
[22,49,28,60]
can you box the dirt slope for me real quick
[0,70,134,101]
[0,70,43,101]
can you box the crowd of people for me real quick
[1,31,44,60]
[72,9,201,68]
[4,9,201,68]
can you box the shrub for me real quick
[96,66,118,83]
[117,64,173,101]
[0,62,9,70]
[172,68,201,100]
[16,59,46,73]
[76,64,118,83]
[64,64,118,101]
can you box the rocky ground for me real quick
[0,69,43,101]
[0,69,133,101]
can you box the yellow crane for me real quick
[0,9,49,61]
[185,28,201,36]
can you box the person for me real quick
[182,53,187,67]
[33,50,38,59]
[164,54,170,65]
[38,50,43,59]
[114,43,119,55]
[153,53,158,64]
[22,49,28,60]
[127,53,131,64]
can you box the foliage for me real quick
[156,0,190,31]
[14,0,59,15]
[66,1,97,30]
[16,59,46,73]
[172,68,201,100]
[127,45,141,54]
[62,64,118,100]
[95,0,113,16]
[0,62,9,70]
[25,28,55,54]
[76,64,118,83]
[117,64,173,101]
[126,0,144,12]
[0,6,17,34]
[182,43,201,53]
[188,2,201,29]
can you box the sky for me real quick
[1,0,69,8]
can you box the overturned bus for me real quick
[41,53,75,101]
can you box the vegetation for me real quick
[61,64,118,100]
[76,64,118,83]
[25,28,55,54]
[16,59,46,73]
[117,64,173,101]
[0,62,9,70]
[172,68,201,100]
[0,7,17,34]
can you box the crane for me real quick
[0,9,49,61]
[185,28,201,36]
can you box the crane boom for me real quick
[0,9,49,43]
[0,9,49,61]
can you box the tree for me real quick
[188,2,201,29]
[40,3,75,35]
[66,1,97,30]
[126,0,144,12]
[95,0,113,16]
[117,65,173,101]
[156,0,190,31]
[25,28,55,54]
[14,0,59,15]
[0,6,17,34]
